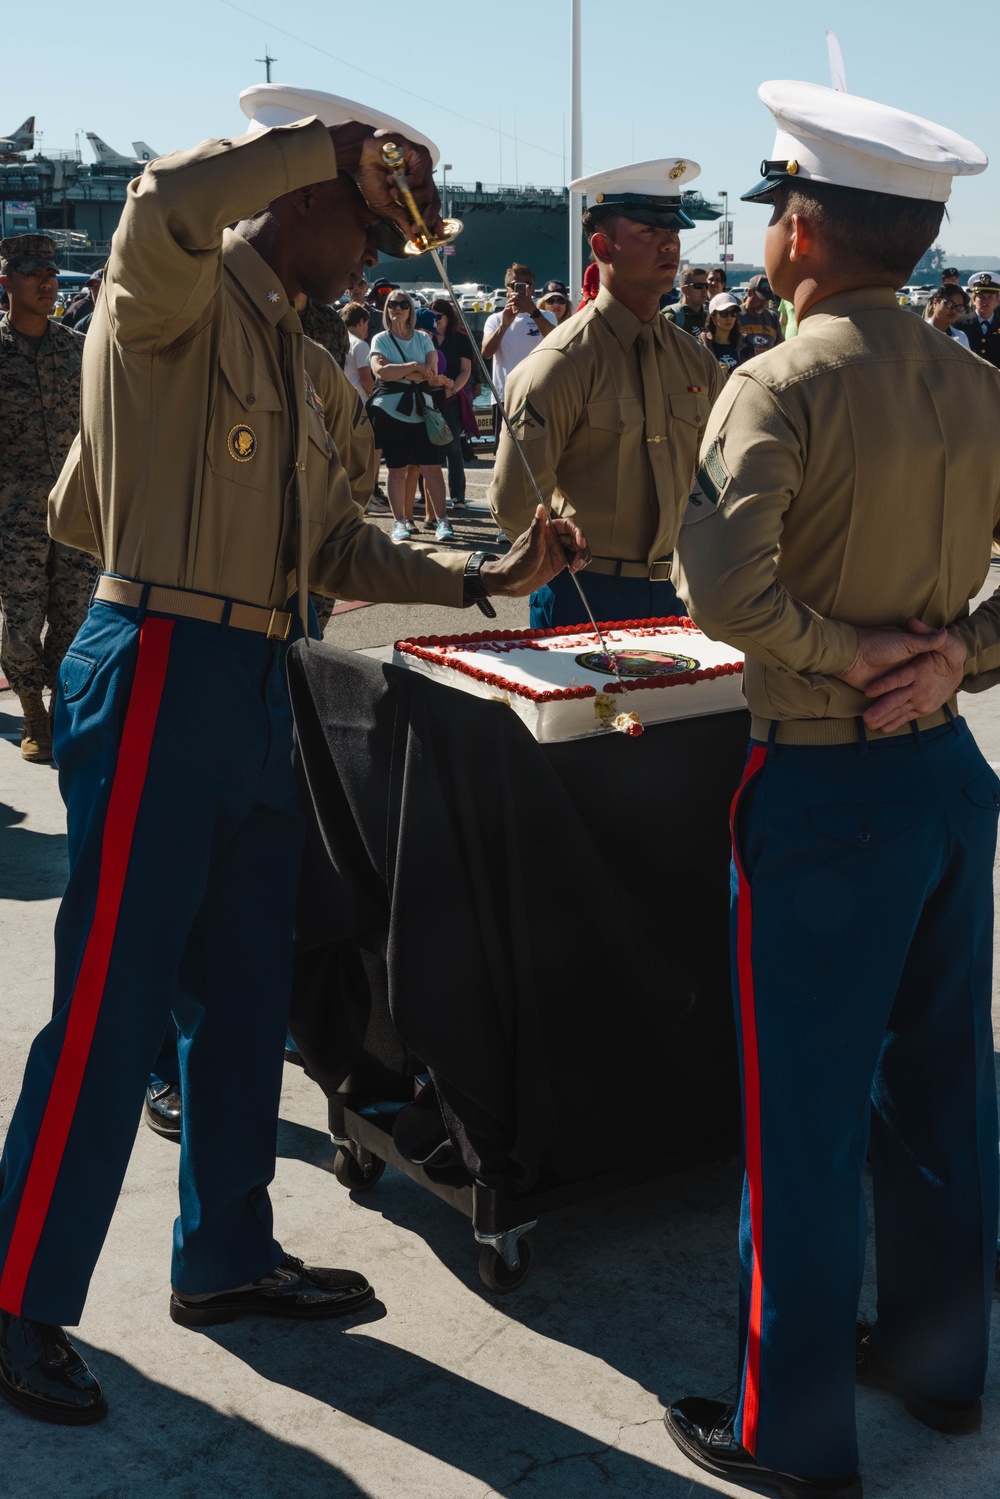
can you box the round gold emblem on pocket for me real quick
[228,425,257,462]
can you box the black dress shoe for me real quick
[0,1312,107,1425]
[144,1081,181,1141]
[169,1253,374,1328]
[855,1320,981,1435]
[664,1398,862,1499]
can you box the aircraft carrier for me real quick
[0,116,723,281]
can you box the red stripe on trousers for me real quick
[730,743,768,1455]
[0,617,174,1314]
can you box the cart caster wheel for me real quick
[478,1238,533,1293]
[333,1149,385,1191]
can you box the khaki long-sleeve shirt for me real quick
[488,285,723,570]
[675,286,1000,724]
[48,119,466,612]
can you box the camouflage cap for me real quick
[0,234,59,274]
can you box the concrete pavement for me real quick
[1,504,999,1497]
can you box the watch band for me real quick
[463,551,499,618]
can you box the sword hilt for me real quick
[380,141,463,257]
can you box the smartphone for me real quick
[513,282,527,296]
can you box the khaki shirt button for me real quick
[246,393,256,405]
[618,420,625,429]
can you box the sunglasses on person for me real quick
[386,299,410,309]
[715,308,738,317]
[543,295,568,304]
[687,282,710,290]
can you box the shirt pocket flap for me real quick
[668,392,711,426]
[808,800,918,848]
[306,404,335,456]
[586,397,643,433]
[962,769,1000,809]
[219,344,283,412]
[58,651,98,703]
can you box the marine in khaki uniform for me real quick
[489,158,724,629]
[664,82,998,1499]
[0,86,587,1427]
[0,234,98,762]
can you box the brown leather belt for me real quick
[750,701,958,746]
[587,553,674,581]
[94,575,292,641]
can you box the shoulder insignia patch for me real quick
[228,424,257,462]
[697,439,731,506]
[506,397,546,437]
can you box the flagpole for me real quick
[569,0,583,300]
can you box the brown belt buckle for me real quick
[649,559,673,583]
[267,608,291,641]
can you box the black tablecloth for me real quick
[288,641,750,1191]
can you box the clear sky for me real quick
[7,0,997,268]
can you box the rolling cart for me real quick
[288,642,749,1291]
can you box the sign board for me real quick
[441,244,456,257]
[475,409,494,434]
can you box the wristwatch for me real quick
[463,551,499,619]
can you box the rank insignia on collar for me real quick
[304,373,324,416]
[506,397,546,436]
[267,290,280,304]
[228,424,257,461]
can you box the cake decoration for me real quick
[576,649,699,678]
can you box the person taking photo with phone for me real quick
[481,263,556,444]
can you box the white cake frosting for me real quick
[392,617,745,743]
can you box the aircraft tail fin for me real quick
[7,116,35,150]
[131,140,159,161]
[86,132,132,165]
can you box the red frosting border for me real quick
[393,617,743,704]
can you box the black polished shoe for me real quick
[169,1253,374,1328]
[0,1312,107,1425]
[855,1320,981,1435]
[664,1399,862,1499]
[144,1081,181,1141]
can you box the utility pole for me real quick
[569,0,583,301]
[718,189,730,265]
[256,49,276,82]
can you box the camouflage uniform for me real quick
[300,299,349,632]
[0,312,97,692]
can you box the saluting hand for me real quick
[837,622,949,694]
[861,617,968,733]
[481,505,590,598]
[330,124,446,247]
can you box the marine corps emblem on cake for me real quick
[577,649,699,677]
[228,425,257,462]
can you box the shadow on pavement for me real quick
[322,1149,745,1409]
[200,1320,722,1499]
[0,1340,374,1499]
[0,801,67,900]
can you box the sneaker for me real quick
[391,521,410,543]
[435,519,456,542]
[365,490,390,514]
[404,518,417,532]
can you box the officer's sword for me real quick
[380,142,624,687]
